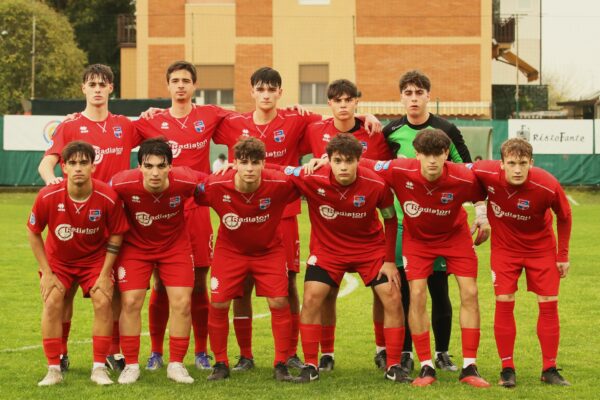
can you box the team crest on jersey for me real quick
[322,133,331,142]
[360,141,368,153]
[161,122,169,130]
[274,129,285,143]
[354,195,366,207]
[259,198,271,210]
[131,195,140,203]
[223,194,231,203]
[29,212,36,225]
[317,188,326,197]
[517,199,530,210]
[169,196,181,208]
[441,193,454,204]
[57,203,65,212]
[488,186,495,194]
[80,126,89,134]
[242,129,250,137]
[193,120,205,133]
[374,160,391,171]
[113,126,123,138]
[88,209,102,222]
[405,181,414,190]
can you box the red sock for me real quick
[538,301,559,370]
[61,321,71,355]
[120,335,140,365]
[374,321,385,347]
[169,336,190,363]
[93,336,112,364]
[233,316,253,359]
[461,327,480,359]
[289,312,300,357]
[191,291,209,354]
[494,300,516,369]
[110,321,120,354]
[270,306,292,365]
[383,327,405,368]
[320,325,335,354]
[43,337,61,366]
[209,305,230,365]
[412,331,432,364]
[148,288,170,354]
[300,323,321,368]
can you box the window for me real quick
[299,64,328,105]
[195,65,234,105]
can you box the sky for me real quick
[543,0,600,98]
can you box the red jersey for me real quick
[282,164,394,266]
[195,169,299,255]
[364,158,486,248]
[45,113,141,183]
[306,118,393,161]
[27,179,129,267]
[111,166,199,253]
[471,160,572,261]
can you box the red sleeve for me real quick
[27,192,48,233]
[213,116,238,146]
[552,184,572,262]
[107,198,129,235]
[128,120,143,148]
[359,158,394,185]
[133,118,155,140]
[383,215,398,262]
[194,175,211,207]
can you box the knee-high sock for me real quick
[169,336,190,363]
[289,312,300,357]
[61,322,71,355]
[412,331,432,364]
[148,288,170,354]
[538,301,559,370]
[374,321,385,348]
[270,305,292,365]
[494,300,516,369]
[191,291,209,354]
[120,335,140,366]
[428,271,452,352]
[300,323,321,368]
[320,325,335,354]
[43,337,61,366]
[93,336,112,364]
[109,321,120,354]
[384,327,405,368]
[208,306,230,365]
[461,327,480,360]
[233,316,253,359]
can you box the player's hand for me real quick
[303,157,328,175]
[286,104,309,116]
[44,176,64,186]
[91,273,114,300]
[214,162,235,175]
[140,107,164,120]
[40,271,65,302]
[64,113,77,122]
[557,261,570,278]
[470,203,490,245]
[377,261,401,292]
[364,114,382,135]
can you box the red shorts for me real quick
[281,216,300,273]
[403,240,478,281]
[210,245,288,303]
[115,244,194,291]
[185,205,213,268]
[45,261,104,297]
[491,251,559,296]
[308,256,384,286]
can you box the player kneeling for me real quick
[28,141,129,386]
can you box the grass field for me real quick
[0,190,599,399]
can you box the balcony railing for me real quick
[494,17,515,44]
[117,14,136,47]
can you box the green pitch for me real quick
[0,190,599,399]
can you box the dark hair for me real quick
[166,61,197,83]
[399,70,431,92]
[138,137,173,165]
[327,79,361,100]
[82,64,114,84]
[413,129,451,155]
[250,67,282,88]
[326,133,363,160]
[501,138,533,161]
[61,141,95,163]
[218,153,226,161]
[233,137,266,161]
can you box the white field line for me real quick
[567,195,579,206]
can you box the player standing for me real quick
[471,138,572,387]
[110,138,199,384]
[28,141,129,386]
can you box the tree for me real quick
[544,70,579,109]
[0,0,86,114]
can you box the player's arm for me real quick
[27,229,64,301]
[470,201,490,246]
[355,114,382,135]
[552,185,572,278]
[358,158,396,185]
[38,154,63,185]
[447,124,472,163]
[377,193,400,292]
[91,234,122,300]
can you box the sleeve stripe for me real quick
[42,188,66,199]
[529,180,555,194]
[358,176,385,186]
[94,190,116,205]
[173,178,197,185]
[448,174,474,184]
[112,179,139,186]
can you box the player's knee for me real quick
[460,284,479,304]
[121,295,143,314]
[44,296,63,318]
[170,295,191,316]
[302,290,325,311]
[92,293,112,314]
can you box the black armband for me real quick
[106,243,121,255]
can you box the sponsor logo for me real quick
[318,205,367,220]
[465,163,473,169]
[307,255,317,265]
[402,201,451,218]
[441,192,454,204]
[113,126,123,138]
[167,139,208,158]
[80,126,89,134]
[135,210,180,226]
[374,160,391,171]
[161,121,169,130]
[117,266,126,281]
[131,195,140,203]
[54,223,99,241]
[92,145,124,164]
[284,166,302,176]
[259,198,271,210]
[210,277,219,291]
[273,129,285,143]
[487,186,495,194]
[29,212,36,225]
[322,133,331,142]
[405,181,414,190]
[517,199,530,210]
[169,196,181,208]
[242,129,250,136]
[317,188,326,196]
[266,148,287,159]
[222,194,231,203]
[490,201,531,221]
[221,212,270,230]
[42,120,61,145]
[491,270,497,285]
[193,120,205,133]
[57,203,65,212]
[353,195,365,207]
[88,209,102,222]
